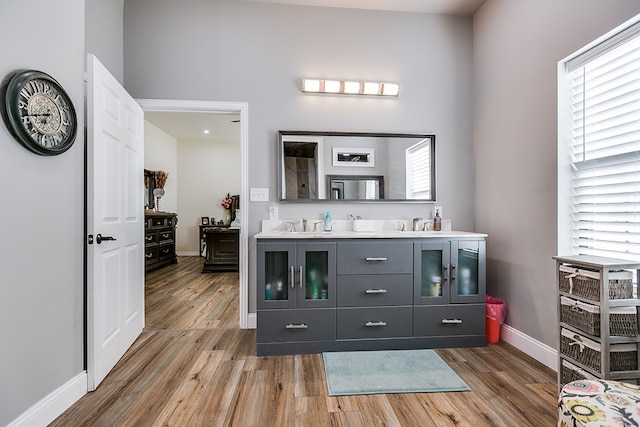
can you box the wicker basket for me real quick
[560,360,639,387]
[560,328,638,373]
[559,265,633,301]
[560,296,638,337]
[561,359,596,386]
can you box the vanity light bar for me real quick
[301,79,399,97]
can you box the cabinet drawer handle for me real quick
[365,257,388,261]
[161,233,170,239]
[145,235,153,241]
[145,253,153,258]
[365,321,387,327]
[285,323,308,329]
[365,289,387,294]
[441,319,463,324]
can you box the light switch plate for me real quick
[250,187,269,201]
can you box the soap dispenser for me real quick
[323,212,332,232]
[433,209,442,231]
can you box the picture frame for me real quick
[332,147,375,167]
[201,217,209,225]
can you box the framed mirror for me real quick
[278,131,436,202]
[328,175,384,200]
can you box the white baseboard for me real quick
[500,323,557,371]
[176,251,200,257]
[8,372,87,427]
[246,312,256,329]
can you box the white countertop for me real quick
[254,230,487,239]
[254,219,487,239]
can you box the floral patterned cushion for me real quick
[558,379,640,426]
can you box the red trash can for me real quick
[486,295,507,343]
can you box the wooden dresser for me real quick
[202,226,239,273]
[145,212,178,272]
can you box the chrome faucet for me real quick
[412,218,423,231]
[285,221,298,232]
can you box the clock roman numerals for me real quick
[5,70,77,155]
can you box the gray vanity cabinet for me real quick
[413,239,486,342]
[413,239,486,305]
[257,235,487,356]
[257,241,337,353]
[335,240,414,340]
[257,241,336,309]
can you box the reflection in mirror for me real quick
[278,131,436,202]
[328,175,384,200]
[279,135,324,200]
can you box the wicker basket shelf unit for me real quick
[554,255,640,391]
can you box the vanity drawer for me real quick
[337,241,413,275]
[414,304,485,337]
[337,307,412,339]
[337,274,413,307]
[257,309,336,343]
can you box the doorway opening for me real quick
[137,99,250,329]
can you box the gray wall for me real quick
[0,1,86,424]
[86,0,125,83]
[124,0,475,312]
[473,0,640,348]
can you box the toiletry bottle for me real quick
[433,209,441,231]
[324,212,332,232]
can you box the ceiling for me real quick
[145,111,240,142]
[240,0,487,15]
[144,0,485,140]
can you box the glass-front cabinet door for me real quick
[297,242,336,308]
[257,241,336,309]
[450,240,486,303]
[414,239,486,305]
[414,241,450,305]
[258,242,296,309]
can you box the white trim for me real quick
[562,13,640,70]
[177,251,201,257]
[247,312,257,329]
[136,99,251,329]
[500,323,557,371]
[8,372,87,427]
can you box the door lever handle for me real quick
[96,234,117,244]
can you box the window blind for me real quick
[569,34,640,260]
[406,139,432,200]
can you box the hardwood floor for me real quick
[52,256,558,426]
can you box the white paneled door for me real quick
[87,54,145,390]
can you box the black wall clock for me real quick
[2,69,77,156]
